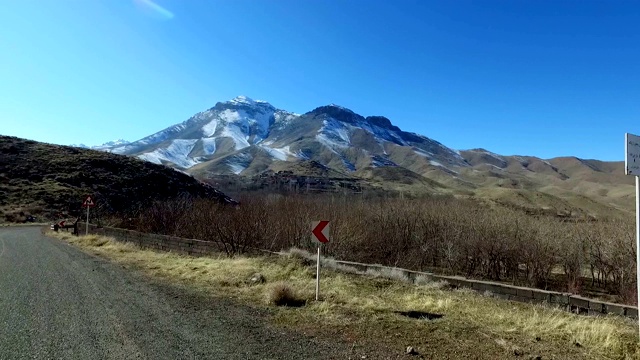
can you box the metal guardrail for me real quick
[84,225,638,320]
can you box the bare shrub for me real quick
[267,282,306,307]
[593,219,636,303]
[129,192,637,304]
[137,196,193,235]
[284,247,314,266]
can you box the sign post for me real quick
[311,220,330,301]
[625,133,640,338]
[82,195,95,235]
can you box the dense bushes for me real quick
[128,194,636,304]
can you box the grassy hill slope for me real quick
[0,135,235,222]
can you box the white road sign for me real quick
[625,133,640,175]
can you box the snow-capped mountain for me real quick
[63,95,639,218]
[106,96,469,177]
[72,139,130,151]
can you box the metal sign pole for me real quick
[636,175,640,338]
[316,246,321,301]
[86,206,90,235]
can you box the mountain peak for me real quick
[102,139,130,146]
[228,95,273,107]
[365,116,398,131]
[70,139,130,150]
[306,105,365,125]
[328,103,355,113]
[108,96,469,173]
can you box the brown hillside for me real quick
[0,135,235,222]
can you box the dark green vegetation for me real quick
[0,135,235,222]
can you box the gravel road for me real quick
[0,226,351,360]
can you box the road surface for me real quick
[0,226,348,359]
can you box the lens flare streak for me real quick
[134,0,174,20]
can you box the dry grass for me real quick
[364,267,411,283]
[267,282,307,307]
[52,232,640,359]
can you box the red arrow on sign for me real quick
[311,220,330,244]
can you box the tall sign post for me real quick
[311,220,330,301]
[82,195,96,235]
[625,133,640,337]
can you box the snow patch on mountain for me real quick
[356,121,406,146]
[109,146,130,154]
[277,145,294,158]
[138,139,199,169]
[140,123,188,146]
[98,139,130,148]
[260,144,294,161]
[342,156,356,171]
[273,111,300,126]
[414,149,433,158]
[201,138,217,155]
[316,119,351,150]
[202,119,218,137]
[429,160,459,174]
[71,139,131,151]
[228,95,273,108]
[217,107,274,144]
[328,104,356,114]
[226,152,253,175]
[220,125,251,150]
[229,163,246,174]
[295,149,310,160]
[482,150,506,162]
[316,113,408,146]
[371,155,397,167]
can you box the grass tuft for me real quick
[267,282,307,307]
[414,274,449,290]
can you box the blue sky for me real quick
[1,0,638,161]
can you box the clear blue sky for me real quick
[1,0,638,161]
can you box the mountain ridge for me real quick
[71,96,634,217]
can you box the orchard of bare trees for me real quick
[120,194,636,304]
